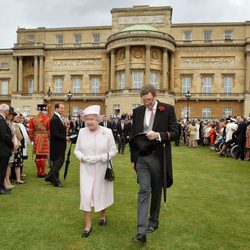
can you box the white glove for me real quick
[81,155,102,164]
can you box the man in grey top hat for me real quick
[129,84,178,243]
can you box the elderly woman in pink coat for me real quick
[74,105,118,238]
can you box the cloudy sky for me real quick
[0,0,249,48]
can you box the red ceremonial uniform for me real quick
[29,113,50,177]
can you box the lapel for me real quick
[152,101,161,131]
[138,106,146,132]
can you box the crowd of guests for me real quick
[177,116,250,161]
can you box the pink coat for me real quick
[74,126,118,212]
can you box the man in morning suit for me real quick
[0,104,14,195]
[129,84,178,243]
[45,103,70,187]
[117,118,131,154]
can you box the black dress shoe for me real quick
[147,226,158,234]
[82,227,92,238]
[131,234,146,243]
[98,218,107,226]
[0,189,11,195]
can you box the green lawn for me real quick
[0,144,249,250]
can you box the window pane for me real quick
[151,72,158,88]
[73,78,81,94]
[72,107,80,117]
[183,31,192,41]
[113,104,120,114]
[204,31,212,41]
[202,108,211,118]
[91,77,100,93]
[28,79,34,94]
[182,77,191,93]
[118,72,125,89]
[224,31,233,40]
[55,35,63,44]
[133,71,143,89]
[1,80,8,95]
[203,77,212,95]
[223,108,232,118]
[74,34,81,44]
[92,34,100,43]
[54,78,63,94]
[223,77,233,95]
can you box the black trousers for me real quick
[0,157,10,189]
[48,152,65,183]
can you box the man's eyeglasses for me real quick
[142,97,154,103]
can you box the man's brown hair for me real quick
[140,84,156,97]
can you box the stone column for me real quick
[162,48,169,90]
[106,54,110,90]
[18,57,23,92]
[125,46,130,88]
[170,52,175,91]
[34,56,38,93]
[110,50,115,90]
[246,51,250,92]
[39,56,44,93]
[12,57,18,92]
[145,45,151,84]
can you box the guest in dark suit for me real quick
[117,118,131,154]
[0,104,14,195]
[99,115,112,129]
[129,84,178,243]
[45,103,70,187]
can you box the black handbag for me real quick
[105,153,115,182]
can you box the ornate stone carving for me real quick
[134,49,142,58]
[118,15,164,24]
[53,59,101,68]
[151,50,159,59]
[181,57,235,65]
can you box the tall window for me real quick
[118,72,125,89]
[204,31,212,41]
[72,107,80,117]
[1,80,8,95]
[91,77,100,94]
[133,71,143,89]
[1,63,9,69]
[151,71,158,88]
[181,107,190,119]
[27,35,35,42]
[223,76,233,95]
[202,108,211,119]
[203,76,212,96]
[28,79,34,94]
[73,78,81,94]
[54,78,63,95]
[92,34,100,43]
[181,76,192,93]
[55,35,63,44]
[113,104,120,114]
[183,31,192,41]
[74,34,81,44]
[223,108,232,118]
[224,30,233,40]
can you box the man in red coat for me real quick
[29,104,50,177]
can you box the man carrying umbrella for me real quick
[45,103,70,187]
[129,84,178,243]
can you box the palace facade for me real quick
[0,5,250,119]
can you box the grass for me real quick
[0,143,249,250]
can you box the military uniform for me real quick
[29,104,50,177]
